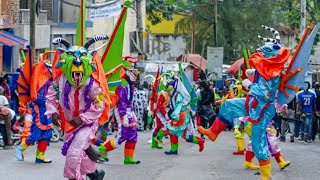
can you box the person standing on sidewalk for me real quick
[313,82,320,140]
[279,97,296,142]
[297,81,317,143]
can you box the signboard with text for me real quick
[90,2,122,19]
[207,47,224,80]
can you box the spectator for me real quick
[0,87,15,149]
[296,81,317,143]
[133,84,148,131]
[142,82,150,130]
[197,81,216,138]
[279,97,296,142]
[0,74,11,101]
[314,82,320,140]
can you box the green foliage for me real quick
[148,0,320,63]
[174,0,285,63]
[146,0,176,25]
[277,0,320,52]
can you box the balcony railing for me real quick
[18,9,48,24]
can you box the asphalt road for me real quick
[0,130,319,180]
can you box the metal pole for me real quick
[30,0,36,49]
[192,13,196,54]
[200,40,206,71]
[136,0,143,53]
[300,0,306,38]
[213,0,218,47]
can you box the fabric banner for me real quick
[90,2,122,19]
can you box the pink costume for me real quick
[245,121,280,154]
[45,75,105,179]
[239,116,290,170]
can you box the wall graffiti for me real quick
[151,39,171,54]
[147,35,186,61]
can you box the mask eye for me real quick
[265,47,272,52]
[66,51,74,55]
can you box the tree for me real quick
[175,0,286,63]
[147,0,319,63]
[146,0,176,25]
[276,0,320,52]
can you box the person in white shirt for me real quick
[0,87,15,149]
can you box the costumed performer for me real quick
[198,25,290,180]
[99,66,141,165]
[158,74,204,155]
[45,36,110,180]
[15,50,54,163]
[238,116,290,170]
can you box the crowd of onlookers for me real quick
[0,74,18,149]
[277,81,320,144]
[2,71,320,150]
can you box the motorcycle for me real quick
[0,119,21,147]
[50,125,61,143]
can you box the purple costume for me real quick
[114,86,138,144]
[100,84,141,164]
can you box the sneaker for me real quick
[86,169,105,180]
[3,146,10,150]
[279,136,285,142]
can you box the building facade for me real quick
[2,0,147,73]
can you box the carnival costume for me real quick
[221,79,251,155]
[99,68,141,165]
[16,49,54,163]
[239,117,290,170]
[151,85,173,149]
[45,36,110,180]
[148,67,168,149]
[157,74,204,155]
[133,87,148,130]
[232,81,251,155]
[198,26,319,179]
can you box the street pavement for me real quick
[0,130,319,180]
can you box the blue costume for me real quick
[15,60,54,163]
[198,25,290,180]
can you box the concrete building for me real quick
[145,12,205,83]
[3,0,146,73]
[51,0,146,57]
[0,0,28,74]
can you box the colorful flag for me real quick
[101,1,133,92]
[179,64,198,111]
[75,0,87,46]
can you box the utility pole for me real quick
[136,0,143,54]
[135,0,144,85]
[300,0,306,38]
[200,40,206,71]
[30,0,36,50]
[213,0,218,47]
[191,13,196,54]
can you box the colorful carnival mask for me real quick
[257,25,282,58]
[125,67,139,82]
[52,36,108,87]
[166,74,179,95]
[231,81,243,98]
